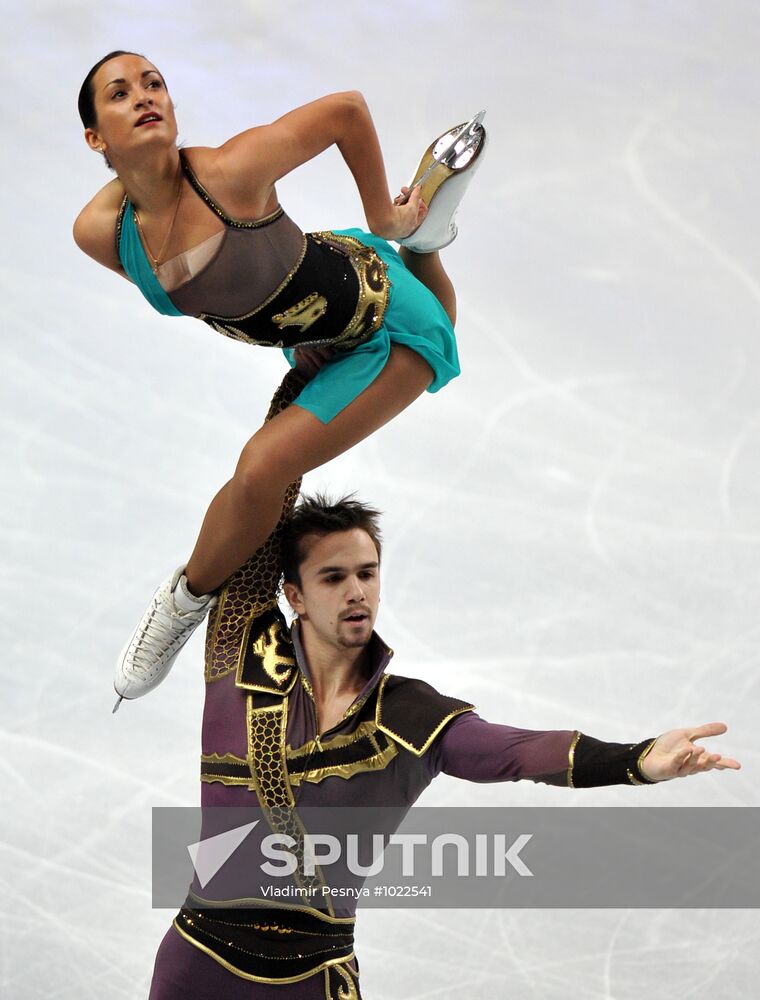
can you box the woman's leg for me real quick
[184,345,433,594]
[398,247,457,327]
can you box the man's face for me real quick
[284,529,380,652]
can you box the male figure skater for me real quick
[134,372,739,1000]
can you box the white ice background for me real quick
[1,1,759,997]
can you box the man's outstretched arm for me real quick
[429,713,740,787]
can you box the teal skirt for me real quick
[283,229,460,423]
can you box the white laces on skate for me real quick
[127,596,206,676]
[113,568,216,711]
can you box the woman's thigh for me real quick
[237,345,434,484]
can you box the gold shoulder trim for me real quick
[374,676,474,757]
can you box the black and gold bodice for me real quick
[116,151,390,351]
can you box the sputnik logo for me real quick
[187,820,260,888]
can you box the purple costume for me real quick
[148,373,657,1000]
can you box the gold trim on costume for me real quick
[289,744,399,787]
[199,236,309,346]
[373,676,474,757]
[199,230,389,350]
[186,890,356,924]
[235,613,298,694]
[115,194,128,258]
[566,730,581,788]
[326,960,361,1000]
[311,230,390,348]
[300,670,315,701]
[200,751,254,788]
[200,773,252,787]
[254,621,297,686]
[287,721,381,759]
[180,152,285,230]
[287,721,399,787]
[172,918,356,985]
[633,737,658,784]
[246,694,335,914]
[273,292,329,333]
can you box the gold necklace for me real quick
[133,167,184,273]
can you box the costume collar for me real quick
[234,606,393,704]
[290,619,393,716]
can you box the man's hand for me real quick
[639,722,741,782]
[293,345,335,380]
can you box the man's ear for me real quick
[283,581,304,615]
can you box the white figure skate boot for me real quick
[399,110,487,254]
[113,566,217,711]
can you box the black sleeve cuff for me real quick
[568,732,658,788]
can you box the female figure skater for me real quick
[73,51,486,706]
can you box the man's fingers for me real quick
[688,722,728,741]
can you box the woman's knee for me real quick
[232,436,299,503]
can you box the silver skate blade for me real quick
[401,110,486,202]
[112,694,124,714]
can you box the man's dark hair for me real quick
[281,494,383,586]
[77,50,150,129]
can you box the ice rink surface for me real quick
[2,0,759,996]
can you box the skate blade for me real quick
[402,111,487,209]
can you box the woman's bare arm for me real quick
[214,91,426,241]
[73,179,128,275]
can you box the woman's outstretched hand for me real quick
[371,185,428,242]
[639,722,741,782]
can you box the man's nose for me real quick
[346,578,365,602]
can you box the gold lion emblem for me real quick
[272,292,328,333]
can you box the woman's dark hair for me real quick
[281,494,383,586]
[77,50,146,129]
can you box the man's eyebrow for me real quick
[104,70,160,90]
[316,562,379,576]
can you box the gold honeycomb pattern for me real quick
[248,704,293,808]
[205,371,304,683]
[248,699,330,904]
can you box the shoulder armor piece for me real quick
[235,606,298,695]
[375,674,474,756]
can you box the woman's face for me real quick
[85,53,178,163]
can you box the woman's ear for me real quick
[84,127,105,155]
